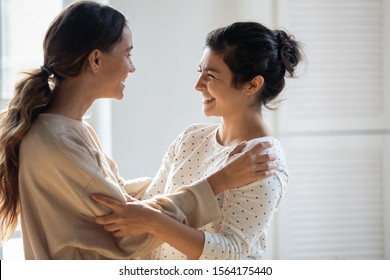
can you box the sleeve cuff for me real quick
[175,178,221,228]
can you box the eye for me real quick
[207,73,215,79]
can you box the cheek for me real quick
[207,80,219,93]
[209,81,232,97]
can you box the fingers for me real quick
[247,141,272,154]
[124,193,136,202]
[256,153,276,164]
[255,161,276,172]
[228,141,246,157]
[255,170,276,180]
[91,194,122,210]
[96,218,126,237]
[95,214,115,225]
[246,143,277,180]
[245,142,276,169]
[113,231,125,238]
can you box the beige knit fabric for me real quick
[18,114,219,259]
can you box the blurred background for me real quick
[0,0,389,259]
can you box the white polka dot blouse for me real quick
[141,123,288,260]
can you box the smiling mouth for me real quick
[202,96,215,104]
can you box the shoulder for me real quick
[167,123,218,155]
[245,137,284,157]
[245,136,287,171]
[24,114,99,168]
[178,123,219,140]
[182,123,219,133]
[34,114,85,140]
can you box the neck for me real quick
[217,110,271,146]
[45,76,95,120]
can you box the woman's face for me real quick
[195,47,250,118]
[95,25,135,100]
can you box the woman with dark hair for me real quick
[0,2,275,260]
[93,21,304,260]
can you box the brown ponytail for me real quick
[0,69,54,242]
[0,1,126,242]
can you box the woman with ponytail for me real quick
[0,3,276,260]
[93,22,304,260]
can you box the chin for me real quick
[114,90,124,100]
[202,110,214,117]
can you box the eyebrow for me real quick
[200,65,221,74]
[125,46,133,51]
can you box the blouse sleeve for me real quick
[199,139,288,259]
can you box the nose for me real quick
[194,74,205,91]
[128,58,136,73]
[129,63,136,73]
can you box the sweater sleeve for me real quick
[140,133,221,229]
[55,123,219,259]
[146,178,220,229]
[103,144,220,228]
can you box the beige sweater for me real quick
[18,114,220,259]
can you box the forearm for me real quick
[202,179,283,259]
[148,211,205,260]
[207,168,229,195]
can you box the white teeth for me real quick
[202,96,215,102]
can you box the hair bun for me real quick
[275,30,302,77]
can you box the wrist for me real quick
[207,169,227,195]
[142,205,164,235]
[148,210,173,237]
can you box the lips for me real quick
[121,76,127,86]
[202,96,215,104]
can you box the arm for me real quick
[200,139,288,259]
[155,165,286,260]
[92,168,285,260]
[92,141,278,259]
[92,194,205,259]
[201,176,286,259]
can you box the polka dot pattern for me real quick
[141,124,288,259]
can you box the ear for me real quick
[87,49,102,72]
[246,75,264,96]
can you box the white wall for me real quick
[108,0,274,179]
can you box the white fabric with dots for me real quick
[142,123,288,259]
